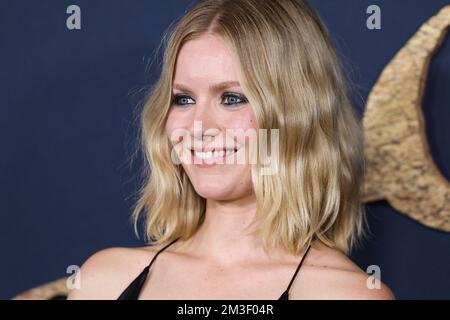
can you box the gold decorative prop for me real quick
[12,277,68,300]
[363,5,450,231]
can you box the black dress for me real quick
[117,237,311,300]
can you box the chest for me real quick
[137,259,297,300]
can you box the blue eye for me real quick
[171,93,248,108]
[222,93,248,106]
[172,94,195,106]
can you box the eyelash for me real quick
[171,92,248,107]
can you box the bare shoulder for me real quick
[293,240,396,300]
[67,245,161,300]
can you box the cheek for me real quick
[165,109,189,144]
[165,109,177,137]
[221,107,258,170]
[226,108,257,151]
[223,107,257,131]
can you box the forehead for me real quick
[174,34,238,83]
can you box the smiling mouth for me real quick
[191,148,238,160]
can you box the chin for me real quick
[193,185,234,200]
[185,169,252,200]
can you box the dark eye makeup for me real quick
[171,92,248,107]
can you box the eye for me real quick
[172,94,195,106]
[221,92,248,107]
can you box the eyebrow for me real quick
[173,81,241,93]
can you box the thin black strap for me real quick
[117,265,150,300]
[117,237,180,300]
[279,243,312,300]
[147,237,181,269]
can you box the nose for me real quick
[189,99,220,142]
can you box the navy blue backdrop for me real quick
[1,0,449,299]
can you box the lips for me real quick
[190,146,239,160]
[192,148,237,160]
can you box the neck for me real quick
[178,192,285,265]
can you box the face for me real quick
[165,33,257,201]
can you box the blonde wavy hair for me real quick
[133,0,366,255]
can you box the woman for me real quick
[68,0,395,300]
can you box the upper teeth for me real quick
[194,149,236,159]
